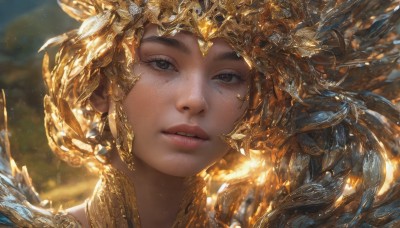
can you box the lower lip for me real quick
[162,133,207,150]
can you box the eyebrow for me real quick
[141,36,191,54]
[140,36,244,61]
[215,51,243,61]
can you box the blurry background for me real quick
[0,0,96,207]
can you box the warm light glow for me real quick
[378,159,395,196]
[207,196,213,207]
[256,170,268,186]
[217,183,229,195]
[266,202,273,213]
[239,148,246,156]
[71,139,92,152]
[335,176,359,206]
[60,145,70,152]
[335,195,344,206]
[86,161,100,173]
[73,109,84,115]
[249,149,264,156]
[342,177,360,196]
[218,159,265,181]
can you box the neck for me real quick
[85,153,208,228]
[111,154,186,228]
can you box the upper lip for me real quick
[163,124,210,140]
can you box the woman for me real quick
[67,23,251,227]
[0,0,399,227]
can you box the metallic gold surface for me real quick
[0,0,397,227]
[87,167,210,227]
[87,166,141,227]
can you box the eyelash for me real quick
[141,56,246,85]
[213,72,245,84]
[143,57,177,72]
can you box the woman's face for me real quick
[122,25,250,177]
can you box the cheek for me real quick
[207,93,247,159]
[211,91,248,133]
[123,90,146,125]
[123,79,165,124]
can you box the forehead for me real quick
[141,24,236,55]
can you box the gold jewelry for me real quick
[114,101,136,171]
[86,166,141,227]
[86,167,209,227]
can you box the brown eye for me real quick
[144,57,177,72]
[214,73,244,84]
[154,60,173,70]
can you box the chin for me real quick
[161,168,204,178]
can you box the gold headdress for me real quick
[40,0,400,226]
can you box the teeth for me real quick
[176,132,196,137]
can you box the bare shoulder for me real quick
[67,202,90,228]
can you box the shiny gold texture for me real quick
[87,167,210,227]
[0,0,398,227]
[87,166,141,227]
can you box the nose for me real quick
[175,75,208,115]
